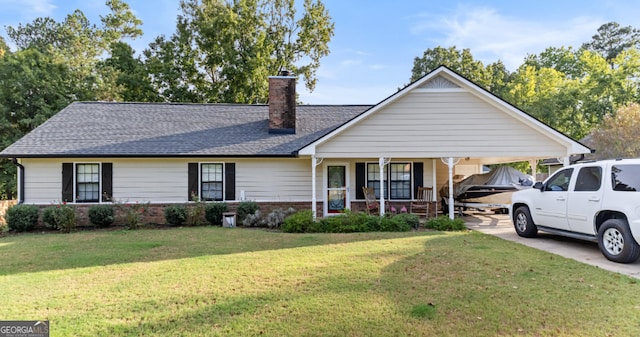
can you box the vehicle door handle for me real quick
[588,197,600,202]
[556,197,566,201]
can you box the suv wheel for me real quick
[597,219,640,263]
[513,206,537,238]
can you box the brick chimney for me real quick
[268,70,296,134]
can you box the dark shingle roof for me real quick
[0,102,371,157]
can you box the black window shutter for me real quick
[355,162,365,199]
[414,162,424,198]
[102,163,113,202]
[188,163,198,200]
[62,163,74,202]
[225,163,236,201]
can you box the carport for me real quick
[298,66,592,218]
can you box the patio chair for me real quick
[362,187,380,215]
[410,186,433,218]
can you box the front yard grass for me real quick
[1,227,639,336]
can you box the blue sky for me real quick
[1,0,640,104]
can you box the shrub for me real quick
[53,204,77,233]
[425,215,466,231]
[204,202,228,226]
[320,211,371,233]
[88,205,115,228]
[6,204,39,232]
[164,205,186,226]
[281,210,315,233]
[42,206,58,229]
[393,213,420,230]
[378,216,411,232]
[265,208,295,229]
[243,210,265,227]
[114,201,149,229]
[236,201,259,222]
[186,196,206,226]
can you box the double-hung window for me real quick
[366,162,412,200]
[76,163,100,202]
[201,163,224,201]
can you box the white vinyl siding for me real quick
[315,91,567,158]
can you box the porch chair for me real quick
[410,186,433,218]
[362,186,380,215]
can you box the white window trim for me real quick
[199,162,226,202]
[73,162,102,204]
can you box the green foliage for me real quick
[144,0,334,103]
[6,204,38,232]
[115,201,149,229]
[88,204,115,228]
[42,206,57,229]
[281,210,315,233]
[185,195,206,226]
[582,21,640,64]
[204,202,228,226]
[390,213,420,230]
[52,203,77,233]
[164,205,186,226]
[236,201,259,222]
[281,210,414,233]
[425,216,466,231]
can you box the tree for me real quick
[582,21,640,67]
[0,36,8,57]
[410,46,510,95]
[144,0,334,103]
[5,0,143,101]
[100,42,162,102]
[587,103,640,159]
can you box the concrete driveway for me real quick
[462,212,640,279]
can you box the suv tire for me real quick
[597,219,640,263]
[513,206,537,238]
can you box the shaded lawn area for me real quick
[1,227,639,336]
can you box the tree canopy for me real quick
[144,0,334,103]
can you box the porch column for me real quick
[447,157,455,220]
[529,159,538,182]
[379,157,385,216]
[311,156,323,220]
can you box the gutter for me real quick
[11,158,24,204]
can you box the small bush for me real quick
[6,204,39,232]
[425,215,466,231]
[42,206,58,229]
[243,210,265,227]
[186,197,205,226]
[378,216,411,232]
[265,208,295,229]
[281,210,315,233]
[53,204,77,233]
[164,205,186,226]
[88,205,115,228]
[236,201,259,222]
[320,211,371,233]
[393,213,420,230]
[204,202,228,226]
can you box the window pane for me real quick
[575,167,602,192]
[76,164,100,202]
[389,163,411,200]
[544,168,573,192]
[201,164,224,201]
[612,165,640,192]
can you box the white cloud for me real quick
[411,5,602,70]
[2,0,56,16]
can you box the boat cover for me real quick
[441,166,532,199]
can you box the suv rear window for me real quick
[612,165,640,192]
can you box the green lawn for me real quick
[1,227,639,336]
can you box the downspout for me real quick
[11,158,24,204]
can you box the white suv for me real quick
[511,159,640,263]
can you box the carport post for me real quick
[447,157,455,220]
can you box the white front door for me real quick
[325,164,350,216]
